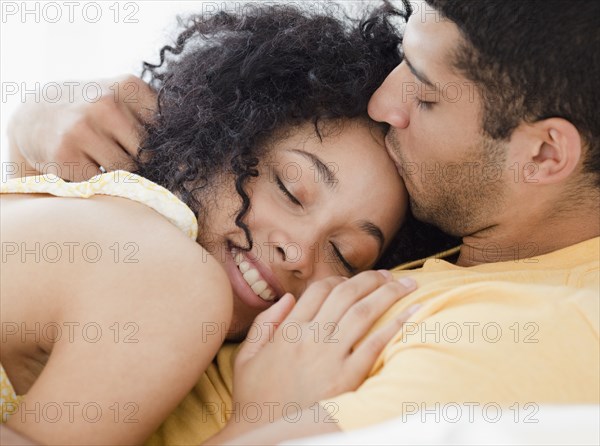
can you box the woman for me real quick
[0,3,430,444]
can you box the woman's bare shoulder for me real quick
[2,193,233,444]
[2,192,232,332]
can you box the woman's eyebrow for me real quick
[358,220,385,256]
[290,149,337,188]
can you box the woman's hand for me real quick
[7,75,156,181]
[225,270,418,436]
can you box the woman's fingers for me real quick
[285,276,346,322]
[345,303,421,382]
[235,293,296,367]
[312,270,394,325]
[230,276,419,415]
[335,277,417,348]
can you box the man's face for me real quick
[368,6,508,237]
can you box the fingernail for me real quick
[281,292,293,301]
[397,277,417,289]
[378,269,393,280]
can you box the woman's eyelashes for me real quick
[275,173,356,275]
[276,175,302,206]
[330,242,357,275]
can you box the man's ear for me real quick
[526,117,583,184]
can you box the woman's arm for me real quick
[3,195,232,445]
[0,425,39,445]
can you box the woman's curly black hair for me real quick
[136,1,459,269]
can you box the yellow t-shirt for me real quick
[321,236,599,430]
[149,237,599,443]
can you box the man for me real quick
[5,0,599,444]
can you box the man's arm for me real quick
[6,116,37,179]
[5,75,156,181]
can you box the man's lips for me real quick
[384,133,404,176]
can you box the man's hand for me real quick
[7,75,156,181]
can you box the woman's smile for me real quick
[230,243,285,303]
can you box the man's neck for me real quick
[456,211,599,267]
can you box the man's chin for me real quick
[409,199,432,225]
[410,200,463,237]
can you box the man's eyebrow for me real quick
[358,220,385,257]
[290,149,337,188]
[404,54,438,91]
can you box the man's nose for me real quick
[368,64,410,129]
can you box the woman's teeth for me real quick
[233,250,276,302]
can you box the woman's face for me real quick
[201,119,408,339]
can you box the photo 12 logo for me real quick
[197,1,340,20]
[401,402,540,424]
[1,2,139,24]
[1,401,139,424]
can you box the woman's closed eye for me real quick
[276,174,356,275]
[276,176,302,207]
[331,242,357,275]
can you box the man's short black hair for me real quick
[424,0,600,186]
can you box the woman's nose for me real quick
[269,229,317,279]
[368,64,410,129]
